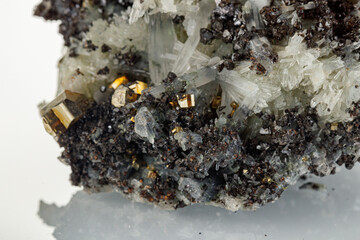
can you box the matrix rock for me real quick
[36,0,360,211]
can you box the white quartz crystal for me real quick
[87,15,148,52]
[134,107,157,144]
[208,33,360,122]
[129,0,156,24]
[171,1,215,76]
[148,14,176,85]
[54,0,360,124]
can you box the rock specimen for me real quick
[35,0,360,211]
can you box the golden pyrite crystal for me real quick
[111,85,137,108]
[40,90,91,136]
[177,94,195,108]
[111,78,148,108]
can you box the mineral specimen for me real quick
[35,0,360,211]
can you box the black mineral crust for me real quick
[57,71,360,209]
[201,0,360,73]
[34,0,133,46]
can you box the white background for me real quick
[0,1,360,240]
[0,1,78,239]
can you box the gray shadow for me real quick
[39,166,360,240]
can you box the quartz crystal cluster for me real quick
[35,0,360,211]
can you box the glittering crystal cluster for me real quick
[35,0,360,211]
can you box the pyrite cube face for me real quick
[109,76,128,89]
[177,94,195,108]
[40,90,91,136]
[111,85,139,108]
[111,86,129,108]
[42,110,66,137]
[129,81,148,94]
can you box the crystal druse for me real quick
[35,0,360,211]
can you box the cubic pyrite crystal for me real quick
[40,90,92,136]
[35,0,360,211]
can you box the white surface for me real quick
[38,166,360,240]
[0,1,359,240]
